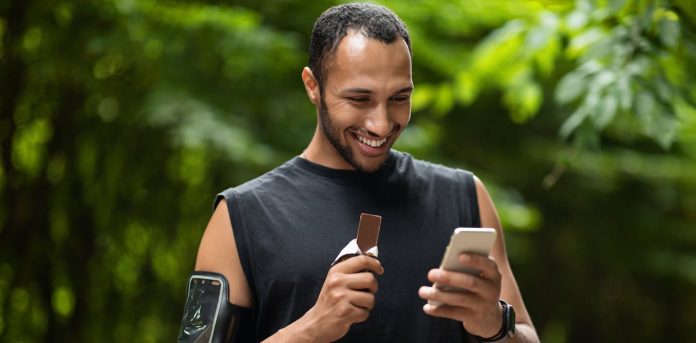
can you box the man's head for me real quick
[308,3,412,92]
[302,3,413,172]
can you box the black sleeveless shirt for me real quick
[215,150,480,342]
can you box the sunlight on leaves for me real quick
[11,119,52,178]
[51,287,75,318]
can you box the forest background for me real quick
[1,0,695,342]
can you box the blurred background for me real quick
[1,0,695,341]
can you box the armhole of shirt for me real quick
[213,190,257,306]
[457,170,481,340]
[459,171,481,228]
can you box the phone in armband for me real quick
[429,227,497,306]
[178,272,232,343]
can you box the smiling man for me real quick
[186,3,539,342]
[302,28,413,173]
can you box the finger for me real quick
[427,269,488,295]
[458,253,499,280]
[418,286,479,309]
[422,303,469,321]
[348,290,376,311]
[334,255,384,275]
[344,272,379,293]
[351,306,371,323]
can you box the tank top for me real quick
[215,150,480,342]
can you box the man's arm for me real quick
[474,176,538,342]
[195,200,384,342]
[195,200,253,308]
[418,176,539,342]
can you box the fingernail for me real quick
[432,269,444,278]
[459,254,470,262]
[423,304,435,313]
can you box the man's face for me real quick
[318,32,413,173]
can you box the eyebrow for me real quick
[342,86,414,95]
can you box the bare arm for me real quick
[476,176,539,342]
[418,176,539,342]
[195,200,253,307]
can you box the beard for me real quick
[318,96,389,173]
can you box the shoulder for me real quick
[471,175,500,229]
[218,158,301,201]
[393,150,474,184]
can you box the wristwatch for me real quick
[476,300,516,342]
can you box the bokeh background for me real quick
[1,0,695,342]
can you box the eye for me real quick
[347,97,370,103]
[391,95,411,102]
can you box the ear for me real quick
[301,67,320,105]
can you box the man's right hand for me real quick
[287,255,384,342]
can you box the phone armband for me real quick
[178,271,253,343]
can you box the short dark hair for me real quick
[308,3,412,90]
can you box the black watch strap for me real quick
[475,300,516,342]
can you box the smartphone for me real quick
[429,227,497,306]
[178,272,229,343]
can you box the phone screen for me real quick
[178,276,223,343]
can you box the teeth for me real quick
[357,135,387,148]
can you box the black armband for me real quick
[178,272,253,343]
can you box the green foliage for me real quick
[408,0,696,149]
[1,0,695,342]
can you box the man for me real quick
[192,3,539,342]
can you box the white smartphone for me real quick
[429,227,497,306]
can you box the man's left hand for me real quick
[417,253,504,338]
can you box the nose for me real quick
[365,103,393,137]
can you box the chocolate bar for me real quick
[356,213,381,254]
[331,213,382,266]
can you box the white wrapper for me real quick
[331,239,379,266]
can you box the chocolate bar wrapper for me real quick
[331,239,379,266]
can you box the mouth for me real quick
[356,135,387,148]
[350,130,393,157]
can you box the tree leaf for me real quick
[505,80,542,123]
[659,14,681,49]
[555,70,588,104]
[560,104,590,139]
[615,74,633,110]
[654,76,673,103]
[432,83,454,117]
[652,112,678,149]
[566,27,605,59]
[635,91,656,129]
[594,94,618,129]
[411,84,435,112]
[453,71,479,105]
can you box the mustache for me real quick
[353,125,400,138]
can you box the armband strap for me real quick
[178,272,254,343]
[219,296,253,342]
